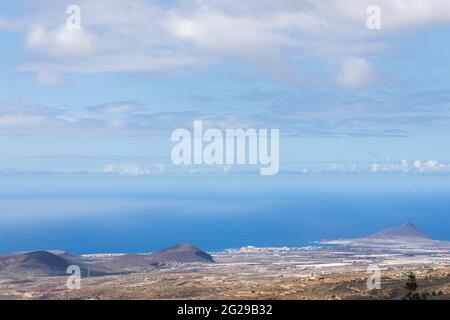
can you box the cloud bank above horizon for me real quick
[0,1,450,166]
[0,0,448,86]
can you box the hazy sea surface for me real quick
[0,174,449,254]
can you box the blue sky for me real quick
[1,0,450,175]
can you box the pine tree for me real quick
[405,272,418,291]
[403,272,419,300]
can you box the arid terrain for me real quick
[0,224,449,300]
[0,244,449,300]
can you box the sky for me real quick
[1,0,450,175]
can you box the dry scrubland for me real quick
[0,247,449,300]
[1,224,449,300]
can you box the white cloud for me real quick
[26,24,95,57]
[0,98,200,135]
[414,160,422,170]
[8,0,450,85]
[0,0,450,88]
[36,67,63,86]
[336,56,377,88]
[89,101,140,115]
[0,97,54,115]
[0,115,48,128]
[369,159,450,174]
[305,159,450,174]
[0,98,133,134]
[103,164,151,176]
[107,119,127,129]
[102,163,172,176]
[333,0,450,30]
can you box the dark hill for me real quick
[149,243,214,263]
[47,250,80,261]
[0,251,109,277]
[109,243,214,271]
[365,223,430,240]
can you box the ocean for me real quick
[0,173,449,254]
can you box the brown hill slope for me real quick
[365,222,430,240]
[0,251,110,277]
[108,243,214,271]
[149,243,214,263]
